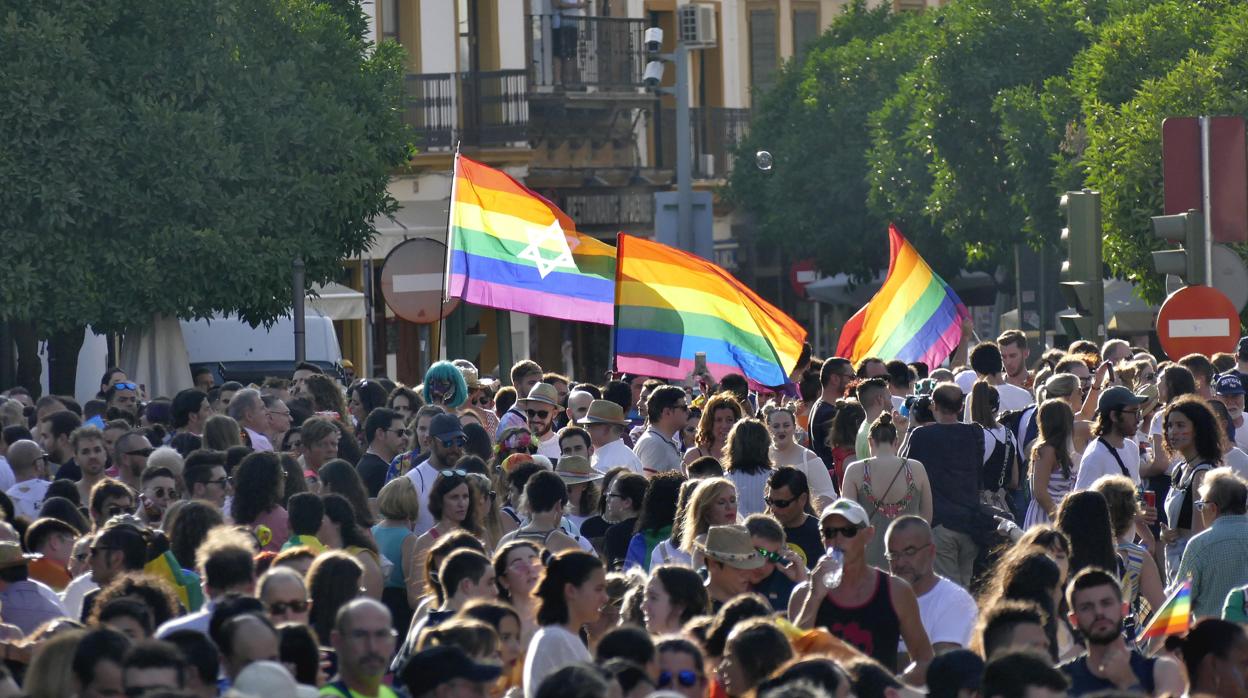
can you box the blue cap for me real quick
[1216,372,1246,397]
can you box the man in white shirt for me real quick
[1213,372,1248,452]
[886,516,977,656]
[579,400,643,474]
[516,383,563,459]
[227,388,273,451]
[405,413,466,536]
[3,441,43,519]
[954,342,1033,413]
[1075,386,1145,490]
[632,386,688,476]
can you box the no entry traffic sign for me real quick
[1156,285,1241,359]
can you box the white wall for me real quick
[498,1,526,70]
[420,1,457,73]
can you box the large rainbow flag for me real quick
[1137,578,1192,641]
[835,225,969,366]
[614,234,807,386]
[447,155,616,324]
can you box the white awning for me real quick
[308,282,366,321]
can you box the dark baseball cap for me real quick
[1238,336,1248,359]
[1216,372,1246,397]
[1096,385,1147,413]
[398,645,502,695]
[428,413,466,440]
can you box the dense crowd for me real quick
[1,330,1248,697]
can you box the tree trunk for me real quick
[10,321,42,399]
[46,326,85,398]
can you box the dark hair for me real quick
[166,501,223,571]
[350,380,388,417]
[200,536,256,592]
[171,390,208,430]
[24,516,79,552]
[727,619,794,690]
[611,472,648,513]
[277,623,320,685]
[427,531,487,605]
[425,470,480,533]
[982,550,1061,661]
[1065,567,1122,610]
[602,380,632,413]
[723,419,772,476]
[121,639,186,687]
[595,625,655,666]
[463,422,493,462]
[969,342,1005,376]
[524,470,567,515]
[230,452,284,525]
[1161,365,1197,403]
[704,592,771,658]
[208,594,266,652]
[72,628,131,688]
[844,657,904,697]
[981,650,1069,698]
[979,600,1047,660]
[140,466,176,487]
[829,400,865,449]
[169,432,203,457]
[441,549,492,600]
[647,385,688,423]
[38,496,90,533]
[1179,353,1216,383]
[534,550,603,626]
[97,596,154,637]
[636,471,685,534]
[318,459,375,528]
[492,541,540,600]
[767,466,809,499]
[321,493,378,553]
[1,425,32,447]
[1163,395,1225,465]
[457,598,522,637]
[652,565,710,624]
[45,409,83,441]
[306,551,364,644]
[686,456,723,479]
[165,629,220,690]
[363,407,401,446]
[533,663,611,698]
[294,361,323,376]
[287,492,324,537]
[1055,490,1119,579]
[1169,618,1248,686]
[820,358,852,388]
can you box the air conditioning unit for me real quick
[678,4,717,48]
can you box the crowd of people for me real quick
[0,331,1247,697]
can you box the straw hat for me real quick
[458,364,484,390]
[697,525,764,570]
[576,399,630,426]
[554,455,603,485]
[517,383,561,410]
[0,542,40,569]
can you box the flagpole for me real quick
[609,232,623,380]
[439,143,461,362]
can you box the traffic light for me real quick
[1151,209,1207,286]
[1058,189,1104,340]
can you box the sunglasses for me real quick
[106,504,137,517]
[756,547,793,568]
[822,525,862,539]
[147,487,179,500]
[764,496,795,508]
[440,469,469,478]
[268,599,310,615]
[437,436,467,448]
[113,382,139,391]
[387,428,411,437]
[526,409,550,419]
[205,477,232,487]
[658,670,700,688]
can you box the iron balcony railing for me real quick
[656,107,753,179]
[527,14,647,90]
[404,69,529,151]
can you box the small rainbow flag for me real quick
[447,154,616,324]
[614,234,807,386]
[835,225,970,366]
[1137,578,1192,641]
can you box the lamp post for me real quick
[645,30,694,252]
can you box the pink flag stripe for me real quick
[449,274,615,325]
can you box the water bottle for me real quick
[821,548,844,589]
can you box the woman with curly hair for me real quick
[387,385,423,425]
[407,471,480,603]
[1161,394,1224,578]
[230,451,290,552]
[303,374,363,464]
[683,393,743,467]
[319,493,384,600]
[88,572,181,633]
[166,500,224,571]
[422,360,469,410]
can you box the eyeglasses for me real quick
[106,504,137,517]
[473,397,491,407]
[387,428,410,437]
[113,382,139,392]
[268,599,310,615]
[526,409,550,419]
[671,403,689,412]
[822,525,862,539]
[658,670,700,688]
[1195,499,1209,511]
[764,496,796,508]
[440,469,469,478]
[755,547,792,567]
[437,436,467,448]
[884,543,933,561]
[605,492,627,500]
[205,477,232,488]
[147,487,179,500]
[267,410,292,418]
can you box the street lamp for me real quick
[643,28,695,253]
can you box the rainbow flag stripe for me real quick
[614,234,807,386]
[1138,579,1192,641]
[447,155,616,324]
[835,224,969,367]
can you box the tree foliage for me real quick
[0,0,408,335]
[729,0,1248,305]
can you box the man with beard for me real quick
[72,426,111,506]
[517,383,563,460]
[40,409,82,480]
[405,413,465,536]
[325,599,400,698]
[104,381,141,420]
[1060,568,1183,695]
[112,431,153,493]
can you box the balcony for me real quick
[404,70,528,151]
[527,15,647,91]
[656,107,753,179]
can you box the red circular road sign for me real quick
[1156,285,1241,359]
[380,238,460,324]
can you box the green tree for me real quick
[0,0,407,391]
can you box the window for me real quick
[748,9,778,94]
[381,0,399,41]
[793,9,819,63]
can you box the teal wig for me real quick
[423,360,468,408]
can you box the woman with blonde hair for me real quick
[372,476,421,630]
[1037,373,1092,452]
[1024,400,1079,528]
[467,470,515,550]
[25,627,86,698]
[203,414,243,451]
[679,477,738,566]
[1092,474,1164,617]
[683,393,743,467]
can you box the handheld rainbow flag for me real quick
[447,154,616,324]
[835,225,970,366]
[1137,578,1192,641]
[614,234,807,386]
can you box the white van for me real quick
[180,311,344,385]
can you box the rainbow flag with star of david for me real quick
[446,154,616,324]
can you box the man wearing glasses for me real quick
[112,431,154,493]
[633,385,689,477]
[104,381,141,419]
[516,383,564,460]
[405,413,466,536]
[885,516,977,660]
[1074,386,1147,490]
[358,407,404,497]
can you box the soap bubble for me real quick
[755,150,774,172]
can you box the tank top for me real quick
[371,524,412,589]
[815,569,900,670]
